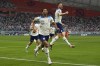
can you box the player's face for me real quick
[43,9,48,15]
[58,3,63,9]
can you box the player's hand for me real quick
[65,11,69,14]
[33,29,37,33]
[56,28,59,31]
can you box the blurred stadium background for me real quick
[0,0,100,66]
[0,0,100,36]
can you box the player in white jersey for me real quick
[25,23,40,52]
[50,3,75,50]
[32,9,58,64]
[50,26,56,39]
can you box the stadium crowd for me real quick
[0,12,100,32]
[0,12,35,31]
[63,16,100,32]
[0,0,100,32]
[0,0,15,8]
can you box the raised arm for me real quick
[59,11,69,16]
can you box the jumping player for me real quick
[50,3,75,49]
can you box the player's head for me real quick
[42,9,48,16]
[58,3,63,9]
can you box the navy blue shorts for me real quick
[50,34,54,37]
[39,34,49,42]
[56,22,64,33]
[30,35,39,42]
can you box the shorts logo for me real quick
[43,38,45,40]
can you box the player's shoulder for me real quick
[56,8,61,12]
[34,16,40,20]
[48,16,52,18]
[35,24,38,26]
[34,16,43,21]
[48,16,53,19]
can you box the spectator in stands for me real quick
[0,12,100,32]
[0,0,15,8]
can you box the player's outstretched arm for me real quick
[59,11,69,16]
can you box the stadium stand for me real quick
[0,0,100,35]
[0,0,15,8]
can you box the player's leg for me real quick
[50,23,60,45]
[45,36,53,64]
[35,39,40,50]
[26,36,34,52]
[34,36,40,49]
[34,35,44,56]
[42,40,52,64]
[50,34,55,39]
[34,35,52,64]
[65,32,69,39]
[41,35,49,52]
[34,36,41,54]
[50,23,61,49]
[61,27,75,48]
[50,34,59,45]
[26,41,33,49]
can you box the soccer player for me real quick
[49,26,56,43]
[25,23,40,52]
[32,9,58,64]
[50,3,75,49]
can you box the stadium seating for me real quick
[0,0,100,35]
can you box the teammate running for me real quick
[32,9,58,64]
[25,23,40,52]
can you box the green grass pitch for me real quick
[0,35,100,66]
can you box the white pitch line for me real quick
[0,57,98,66]
[0,47,7,48]
[0,46,24,48]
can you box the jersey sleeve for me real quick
[34,17,41,21]
[56,9,62,16]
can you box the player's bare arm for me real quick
[59,11,69,16]
[52,22,59,30]
[31,18,37,33]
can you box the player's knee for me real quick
[63,36,67,40]
[62,32,65,36]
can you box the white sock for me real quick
[35,45,38,50]
[48,57,52,63]
[34,44,41,51]
[63,37,71,46]
[44,47,52,63]
[50,36,59,45]
[44,47,49,54]
[26,45,29,49]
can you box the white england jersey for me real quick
[35,16,54,35]
[30,24,40,36]
[50,27,55,34]
[55,8,62,23]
